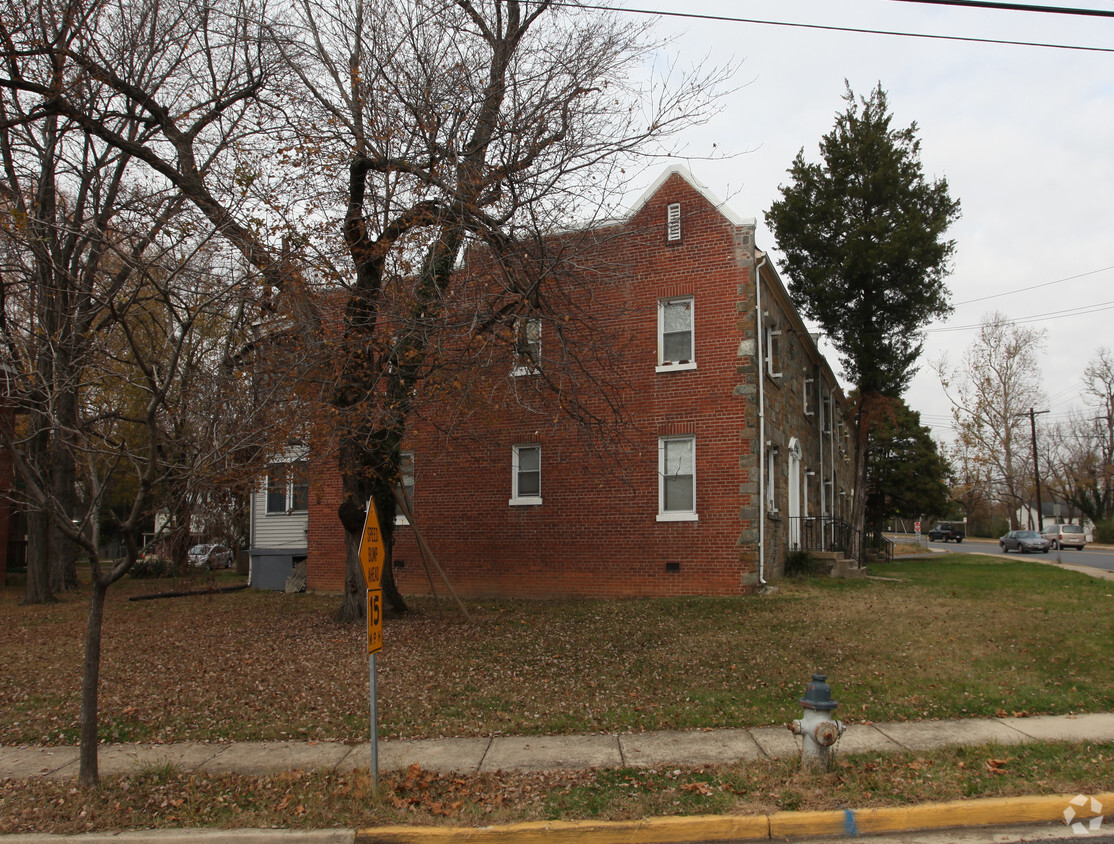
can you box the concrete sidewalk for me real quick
[3,711,1113,781]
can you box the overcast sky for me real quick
[616,0,1113,443]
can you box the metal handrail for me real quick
[786,517,893,562]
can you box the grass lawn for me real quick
[2,555,1112,746]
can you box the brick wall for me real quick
[304,169,855,598]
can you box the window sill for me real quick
[511,367,539,377]
[656,362,697,373]
[657,512,698,522]
[394,516,410,526]
[265,509,308,517]
[509,497,543,507]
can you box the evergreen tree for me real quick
[865,400,953,533]
[766,83,960,557]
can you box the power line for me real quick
[888,0,1114,18]
[927,299,1114,333]
[558,2,1114,53]
[952,264,1114,306]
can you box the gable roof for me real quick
[626,165,755,229]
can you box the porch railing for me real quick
[787,517,894,563]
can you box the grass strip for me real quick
[2,740,1111,835]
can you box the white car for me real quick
[188,544,233,569]
[1040,523,1087,551]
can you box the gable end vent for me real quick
[667,202,681,242]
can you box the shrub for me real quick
[130,555,170,579]
[1094,519,1114,544]
[784,549,818,578]
[986,517,1010,539]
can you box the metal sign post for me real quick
[359,500,386,789]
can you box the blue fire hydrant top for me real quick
[800,673,839,711]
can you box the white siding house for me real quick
[249,449,309,590]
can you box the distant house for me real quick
[1016,499,1094,540]
[249,167,858,597]
[248,447,309,590]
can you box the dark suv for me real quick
[928,523,965,543]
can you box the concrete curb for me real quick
[354,791,1114,843]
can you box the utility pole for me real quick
[1028,408,1050,531]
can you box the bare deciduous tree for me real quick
[13,0,732,622]
[1045,347,1114,525]
[0,0,294,782]
[935,312,1046,529]
[273,0,732,620]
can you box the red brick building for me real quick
[252,167,856,597]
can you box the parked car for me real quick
[188,543,233,569]
[1040,523,1087,551]
[928,522,965,543]
[999,530,1051,554]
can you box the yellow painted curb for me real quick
[769,792,1114,838]
[357,814,770,842]
[358,791,1114,843]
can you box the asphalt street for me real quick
[928,536,1114,573]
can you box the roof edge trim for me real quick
[627,165,753,228]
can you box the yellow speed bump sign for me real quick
[360,500,386,655]
[360,499,385,587]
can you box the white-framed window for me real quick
[266,459,309,515]
[658,436,697,521]
[512,317,541,376]
[657,297,695,371]
[666,202,682,242]
[394,451,415,525]
[766,446,779,513]
[765,322,782,379]
[804,378,816,417]
[510,444,542,505]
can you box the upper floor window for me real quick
[510,444,542,505]
[804,377,817,417]
[512,317,541,376]
[657,297,695,371]
[266,459,309,514]
[658,436,697,521]
[764,322,782,379]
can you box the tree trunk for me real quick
[336,471,408,624]
[849,390,884,564]
[48,518,77,594]
[337,490,366,624]
[49,391,79,592]
[79,577,108,784]
[850,417,869,564]
[24,509,55,605]
[23,421,55,604]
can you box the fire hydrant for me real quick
[789,673,845,771]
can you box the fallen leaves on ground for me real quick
[2,744,1112,836]
[3,557,1114,747]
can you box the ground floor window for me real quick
[510,444,542,505]
[266,459,308,514]
[658,436,697,521]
